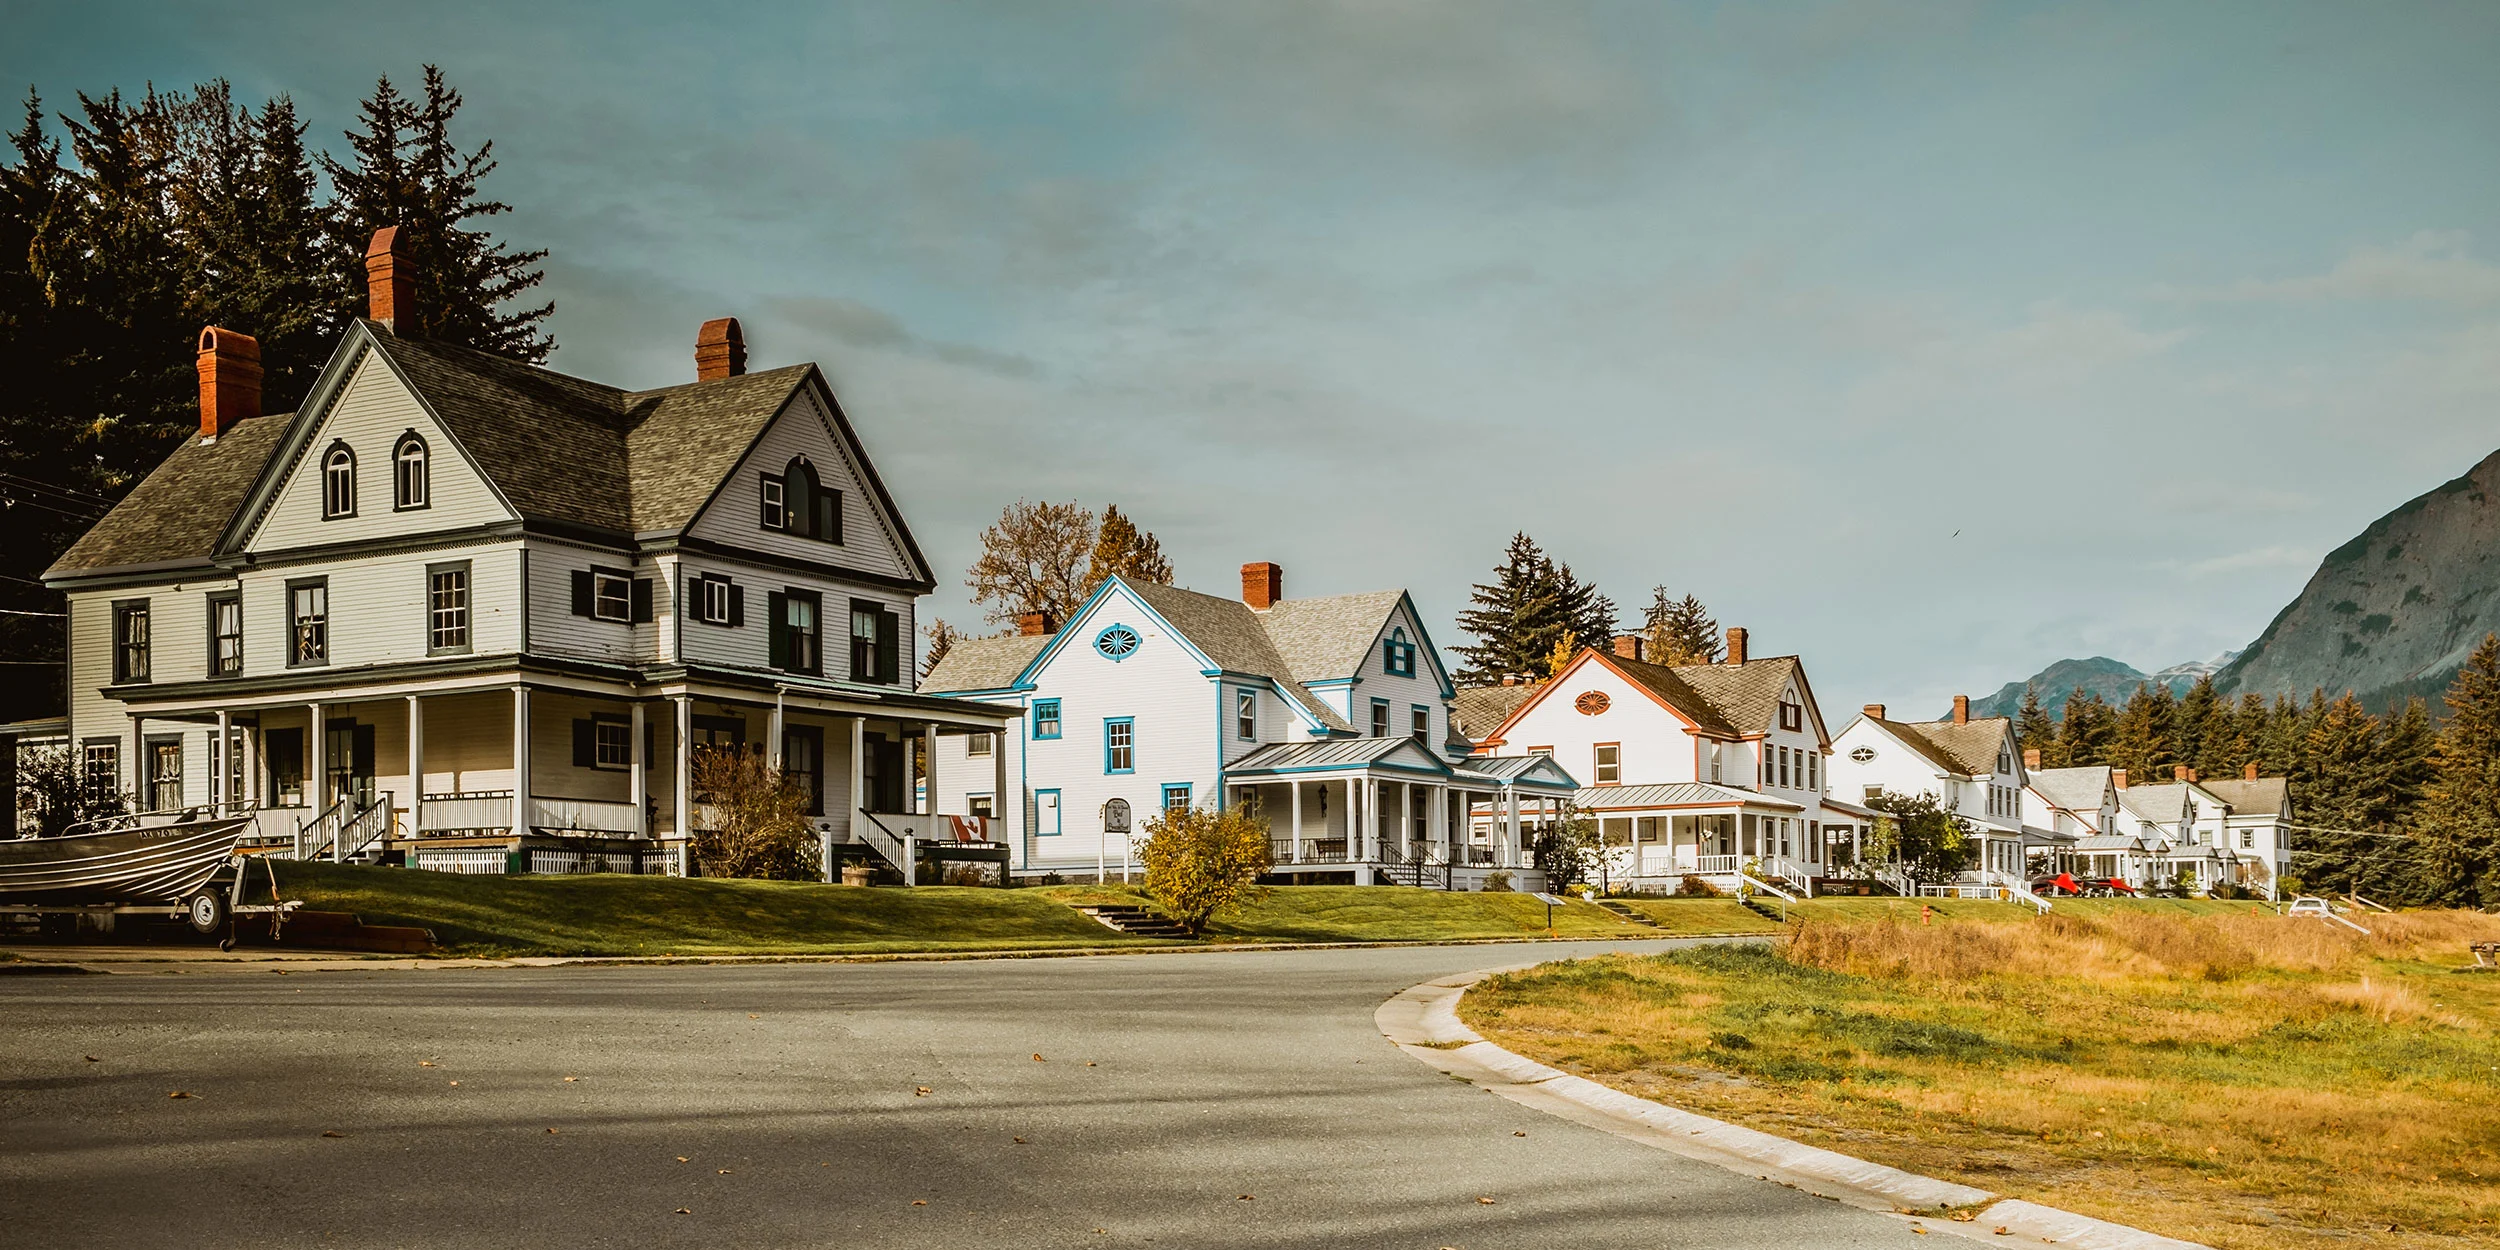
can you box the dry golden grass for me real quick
[1462,907,2500,1249]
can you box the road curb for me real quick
[1378,963,2210,1250]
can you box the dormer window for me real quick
[1383,629,1416,677]
[1777,698,1803,732]
[393,432,429,510]
[321,442,355,518]
[762,456,842,543]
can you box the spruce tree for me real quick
[2298,693,2393,894]
[2105,684,2179,783]
[2419,634,2500,906]
[321,66,551,360]
[2015,684,2061,768]
[1084,504,1172,592]
[1551,561,1616,656]
[2058,689,2117,767]
[1453,533,1566,685]
[2173,676,2218,774]
[1641,587,1720,665]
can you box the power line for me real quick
[0,608,65,617]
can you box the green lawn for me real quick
[1041,883,1759,942]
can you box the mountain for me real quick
[2216,447,2500,711]
[1965,656,2209,721]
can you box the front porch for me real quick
[1223,740,1576,890]
[1578,783,1822,895]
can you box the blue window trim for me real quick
[1034,788,1062,836]
[1410,703,1431,743]
[1162,782,1192,813]
[1093,623,1143,662]
[1383,628,1416,678]
[1104,717,1136,775]
[1369,698,1391,738]
[1235,687,1256,740]
[1032,698,1062,739]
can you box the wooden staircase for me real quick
[1071,903,1193,939]
[1593,899,1660,928]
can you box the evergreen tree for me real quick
[2172,676,2218,775]
[2254,693,2307,780]
[2297,693,2402,894]
[321,66,551,360]
[1083,504,1172,592]
[1551,561,1615,657]
[2015,684,2061,768]
[2057,689,2117,767]
[1453,533,1567,685]
[2105,683,2179,784]
[1640,587,1720,665]
[2419,634,2500,906]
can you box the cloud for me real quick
[764,297,1040,377]
[2171,231,2500,305]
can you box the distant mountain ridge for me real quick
[1967,653,2234,721]
[2215,446,2500,711]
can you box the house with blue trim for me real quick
[921,561,1576,887]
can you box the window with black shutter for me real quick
[770,590,820,674]
[572,568,635,622]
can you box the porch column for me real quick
[213,709,231,813]
[1290,781,1303,863]
[848,716,877,879]
[672,696,693,850]
[405,696,424,832]
[992,729,1009,847]
[921,723,937,815]
[1505,787,1521,869]
[306,701,324,813]
[770,691,784,770]
[510,686,530,836]
[629,701,647,837]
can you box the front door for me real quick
[326,719,375,810]
[782,726,824,816]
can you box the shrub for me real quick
[1482,870,1514,893]
[688,747,816,880]
[1137,803,1272,934]
[1678,874,1722,898]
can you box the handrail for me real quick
[59,800,254,838]
[293,795,352,860]
[1741,873,1798,903]
[851,810,916,880]
[336,793,395,862]
[2348,892,2391,913]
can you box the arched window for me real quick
[783,457,818,538]
[394,432,429,510]
[321,442,356,519]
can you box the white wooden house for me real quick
[1466,630,1860,895]
[1825,696,2034,891]
[39,231,1010,877]
[920,563,1576,887]
[2203,767,2295,899]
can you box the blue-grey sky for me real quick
[14,2,2500,716]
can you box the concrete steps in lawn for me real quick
[1593,899,1661,928]
[1071,903,1193,939]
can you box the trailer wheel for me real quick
[185,889,228,936]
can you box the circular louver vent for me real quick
[1850,746,1876,763]
[1574,690,1610,715]
[1094,625,1141,661]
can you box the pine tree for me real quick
[321,67,551,360]
[2015,684,2061,768]
[2173,676,2218,774]
[2058,689,2117,767]
[921,619,963,681]
[1641,588,1720,665]
[2419,635,2500,906]
[1551,561,1615,656]
[2105,684,2179,784]
[2298,693,2398,894]
[1453,533,1566,685]
[1083,504,1172,592]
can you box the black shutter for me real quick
[875,610,899,684]
[728,583,744,627]
[766,591,788,668]
[573,719,594,768]
[818,492,839,545]
[631,578,654,623]
[571,570,593,616]
[353,724,376,775]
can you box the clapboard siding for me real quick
[239,541,522,672]
[672,555,915,682]
[682,387,918,583]
[525,540,649,663]
[1338,600,1452,750]
[246,350,514,552]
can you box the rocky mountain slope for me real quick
[1968,655,2216,721]
[2215,447,2500,711]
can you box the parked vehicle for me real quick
[2287,896,2337,918]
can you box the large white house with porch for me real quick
[921,564,1577,886]
[1466,630,1863,895]
[1825,696,2040,893]
[39,231,1011,878]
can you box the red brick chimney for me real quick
[365,227,411,331]
[1724,627,1747,666]
[1016,611,1056,637]
[1611,634,1644,662]
[1952,694,1970,725]
[2174,764,2193,782]
[2244,762,2259,781]
[1501,674,1522,687]
[2112,768,2129,790]
[2023,747,2041,769]
[1863,703,1886,720]
[696,317,747,381]
[195,326,261,441]
[1242,562,1283,611]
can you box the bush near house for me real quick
[1136,804,1273,934]
[1461,907,2500,1250]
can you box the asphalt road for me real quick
[2,942,1931,1248]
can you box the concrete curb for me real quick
[1378,963,2210,1250]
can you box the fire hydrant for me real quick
[1921,903,1933,926]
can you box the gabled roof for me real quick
[1125,580,1351,731]
[1459,753,1581,790]
[45,413,291,575]
[2118,783,2193,824]
[921,633,1052,694]
[1256,590,1409,685]
[2203,776,2292,819]
[2073,834,2147,852]
[1668,655,1817,740]
[1453,683,1541,740]
[1873,716,2015,778]
[2028,766,2114,812]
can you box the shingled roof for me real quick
[1126,581,1352,732]
[2202,776,2292,819]
[1256,590,1409,687]
[1874,716,2016,778]
[2028,765,2114,813]
[47,322,887,581]
[1453,683,1541,739]
[921,633,1052,694]
[47,413,292,575]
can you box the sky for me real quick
[13,1,2500,718]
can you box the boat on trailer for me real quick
[0,811,299,945]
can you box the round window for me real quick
[1850,746,1876,763]
[1574,690,1610,715]
[1094,625,1142,661]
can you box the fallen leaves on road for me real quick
[749,1014,759,1019]
[912,1200,928,1207]
[168,1091,194,1099]
[1085,1061,1096,1067]
[1476,1197,1496,1205]
[676,1156,689,1163]
[321,1131,346,1138]
[84,1055,98,1063]
[718,1169,732,1175]
[1910,1228,1929,1236]
[418,1060,436,1068]
[1994,1227,2011,1236]
[1513,1131,1526,1137]
[1238,1195,1253,1201]
[914,1086,933,1096]
[673,1208,691,1215]
[1012,1137,1026,1144]
[447,1081,459,1087]
[1033,1053,1045,1062]
[563,1076,578,1083]
[547,1128,560,1135]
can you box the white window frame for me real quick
[593,720,633,769]
[700,575,731,626]
[427,564,471,654]
[1593,743,1621,785]
[592,570,632,623]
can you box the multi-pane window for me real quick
[290,582,328,664]
[113,601,150,683]
[1236,688,1256,740]
[1383,632,1416,677]
[1594,743,1621,784]
[699,575,733,626]
[1033,700,1062,739]
[2240,828,2255,850]
[851,604,878,679]
[593,571,632,622]
[394,433,428,510]
[1778,700,1803,732]
[1778,746,1791,788]
[1370,701,1390,738]
[594,721,632,769]
[322,444,355,518]
[208,594,241,676]
[787,594,820,673]
[1162,783,1191,814]
[760,474,786,530]
[428,566,469,653]
[1410,706,1429,745]
[147,739,182,812]
[1104,718,1134,774]
[81,741,118,804]
[967,732,993,758]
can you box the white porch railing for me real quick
[1769,855,1819,898]
[529,796,641,834]
[1740,873,1798,903]
[419,791,513,833]
[1692,854,1742,875]
[412,792,642,835]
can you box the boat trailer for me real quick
[0,854,304,951]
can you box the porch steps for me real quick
[1738,897,1789,923]
[1593,900,1660,928]
[1071,904,1193,939]
[234,910,437,954]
